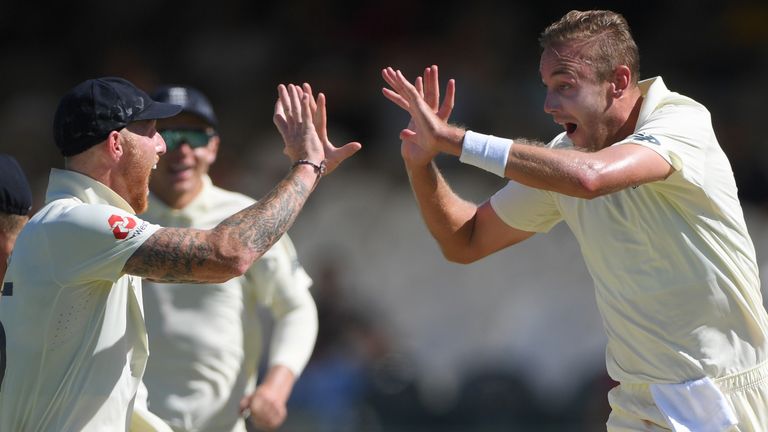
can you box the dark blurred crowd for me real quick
[3,1,767,209]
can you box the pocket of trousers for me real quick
[649,377,737,432]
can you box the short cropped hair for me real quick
[0,213,28,237]
[539,10,640,84]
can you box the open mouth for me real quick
[565,123,577,134]
[168,164,192,174]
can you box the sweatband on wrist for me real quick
[459,131,513,177]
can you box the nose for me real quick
[543,90,560,115]
[156,133,167,156]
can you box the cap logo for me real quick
[108,214,137,240]
[167,87,189,106]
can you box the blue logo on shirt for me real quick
[628,133,661,145]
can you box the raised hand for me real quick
[301,83,362,175]
[382,65,456,165]
[273,84,325,164]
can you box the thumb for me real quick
[399,129,417,141]
[239,395,251,413]
[334,142,362,162]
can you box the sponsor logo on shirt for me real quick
[628,132,661,145]
[126,221,150,241]
[108,214,137,240]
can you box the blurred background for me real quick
[2,0,768,430]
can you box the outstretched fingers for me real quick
[288,84,303,121]
[424,65,440,111]
[277,84,293,120]
[382,68,411,111]
[314,92,329,144]
[436,79,456,121]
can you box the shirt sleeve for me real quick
[489,181,563,233]
[243,234,317,376]
[614,102,712,176]
[44,204,161,285]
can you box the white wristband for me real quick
[459,130,513,177]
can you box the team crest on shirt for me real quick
[627,132,661,145]
[108,214,137,240]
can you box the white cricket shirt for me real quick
[140,176,315,432]
[0,168,160,431]
[490,77,768,384]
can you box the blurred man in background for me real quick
[0,154,33,283]
[138,85,317,432]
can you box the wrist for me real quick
[459,130,513,177]
[440,125,467,156]
[291,159,326,184]
[292,159,326,175]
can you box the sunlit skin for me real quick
[149,113,219,210]
[114,120,167,213]
[539,42,640,151]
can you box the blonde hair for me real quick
[539,10,640,84]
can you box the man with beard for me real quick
[382,10,768,431]
[0,77,360,431]
[136,85,317,432]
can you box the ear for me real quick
[104,130,124,163]
[204,135,220,165]
[611,65,631,98]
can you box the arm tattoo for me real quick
[218,172,311,253]
[125,172,312,283]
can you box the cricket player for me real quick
[0,77,359,431]
[136,85,317,432]
[0,154,33,283]
[382,10,768,431]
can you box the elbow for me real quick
[575,168,609,200]
[215,248,257,280]
[230,251,260,277]
[442,248,479,265]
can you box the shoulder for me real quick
[40,201,155,245]
[548,132,572,149]
[209,183,256,211]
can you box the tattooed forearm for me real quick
[124,169,313,283]
[218,171,311,255]
[125,227,216,283]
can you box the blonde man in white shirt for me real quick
[382,10,768,431]
[0,77,360,431]
[137,85,317,432]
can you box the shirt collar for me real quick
[147,174,214,217]
[636,76,670,130]
[45,168,136,214]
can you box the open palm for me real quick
[382,65,455,166]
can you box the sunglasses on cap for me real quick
[159,129,215,151]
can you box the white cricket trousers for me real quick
[606,360,768,431]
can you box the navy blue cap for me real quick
[151,86,218,128]
[53,77,183,156]
[0,154,32,216]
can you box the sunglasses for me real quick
[159,129,215,151]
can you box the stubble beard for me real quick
[122,143,152,214]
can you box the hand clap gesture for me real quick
[382,65,457,165]
[273,83,361,176]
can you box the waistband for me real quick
[714,359,768,393]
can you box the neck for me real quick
[65,156,114,189]
[65,152,138,212]
[612,87,643,145]
[153,181,204,210]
